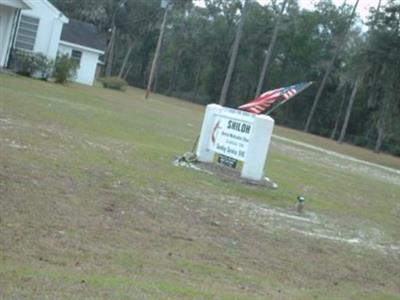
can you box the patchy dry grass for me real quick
[1,74,399,299]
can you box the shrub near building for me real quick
[9,50,78,84]
[100,77,128,91]
[53,53,78,84]
[9,49,53,79]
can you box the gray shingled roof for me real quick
[61,19,106,52]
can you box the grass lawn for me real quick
[1,74,399,299]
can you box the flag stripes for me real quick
[238,82,313,114]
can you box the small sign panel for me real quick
[217,154,238,169]
[209,111,253,161]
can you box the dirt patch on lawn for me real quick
[173,153,278,188]
[171,153,400,255]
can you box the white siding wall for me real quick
[0,5,17,66]
[57,44,71,56]
[18,0,65,60]
[58,43,100,86]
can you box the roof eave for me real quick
[23,0,68,23]
[0,0,32,9]
[21,0,32,9]
[60,14,69,24]
[59,40,105,55]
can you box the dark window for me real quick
[71,50,82,65]
[15,15,39,51]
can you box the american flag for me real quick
[239,82,313,114]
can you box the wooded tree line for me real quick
[50,0,400,156]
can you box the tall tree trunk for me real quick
[118,39,134,78]
[167,52,180,95]
[167,69,174,95]
[373,0,382,27]
[191,61,202,102]
[330,87,348,139]
[255,0,288,97]
[123,64,133,80]
[304,0,359,132]
[105,26,116,77]
[373,62,389,153]
[338,77,360,144]
[330,110,341,140]
[145,7,169,99]
[375,125,385,153]
[153,39,165,93]
[219,0,249,106]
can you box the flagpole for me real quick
[265,82,313,115]
[145,3,169,99]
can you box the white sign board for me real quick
[209,109,254,161]
[196,104,274,181]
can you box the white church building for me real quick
[0,0,105,86]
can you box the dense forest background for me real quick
[50,0,400,156]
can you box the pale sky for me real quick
[194,0,387,21]
[284,0,384,20]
